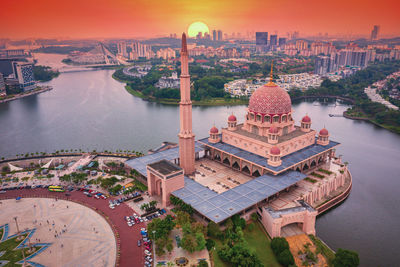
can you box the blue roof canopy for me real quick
[172,171,306,223]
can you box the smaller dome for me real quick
[269,126,278,134]
[228,114,237,122]
[319,128,329,136]
[210,126,219,133]
[302,115,311,123]
[270,146,280,155]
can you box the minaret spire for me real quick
[178,33,195,175]
[266,60,277,86]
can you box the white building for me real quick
[156,72,180,89]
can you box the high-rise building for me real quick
[117,42,128,58]
[314,56,331,75]
[269,35,278,51]
[217,30,223,41]
[0,73,6,96]
[278,38,287,46]
[338,49,368,68]
[270,35,277,46]
[212,30,217,41]
[371,25,380,40]
[132,42,153,59]
[12,62,35,91]
[256,32,268,52]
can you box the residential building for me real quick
[117,42,128,58]
[156,48,176,60]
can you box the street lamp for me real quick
[13,217,26,267]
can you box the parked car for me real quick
[137,240,141,247]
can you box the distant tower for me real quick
[178,33,196,175]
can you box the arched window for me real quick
[264,115,271,123]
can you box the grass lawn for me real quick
[211,222,281,267]
[243,222,281,267]
[0,232,36,266]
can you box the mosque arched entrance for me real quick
[242,165,250,175]
[232,161,240,170]
[303,164,309,171]
[280,222,304,237]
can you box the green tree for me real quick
[195,232,206,251]
[332,248,360,267]
[205,238,215,251]
[175,211,191,227]
[207,221,222,239]
[277,249,295,267]
[181,233,197,253]
[271,237,290,255]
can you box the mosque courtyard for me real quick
[0,198,116,267]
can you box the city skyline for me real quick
[1,0,400,39]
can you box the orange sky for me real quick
[1,0,399,39]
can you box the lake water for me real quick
[0,55,399,266]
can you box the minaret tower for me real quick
[178,33,195,175]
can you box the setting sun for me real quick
[187,21,209,38]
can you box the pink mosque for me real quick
[127,34,352,238]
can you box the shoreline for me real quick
[0,86,53,104]
[124,85,249,106]
[343,110,400,134]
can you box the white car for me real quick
[140,228,146,232]
[143,217,148,222]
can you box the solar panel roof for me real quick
[172,171,306,223]
[199,137,339,173]
[125,142,205,176]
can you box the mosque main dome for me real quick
[248,83,292,115]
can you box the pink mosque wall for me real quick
[260,207,318,238]
[258,164,350,238]
[147,169,185,207]
[303,165,349,206]
[221,128,317,159]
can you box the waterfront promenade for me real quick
[0,86,53,104]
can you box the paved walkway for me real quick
[0,188,145,267]
[0,198,116,267]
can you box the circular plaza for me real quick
[0,198,117,267]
